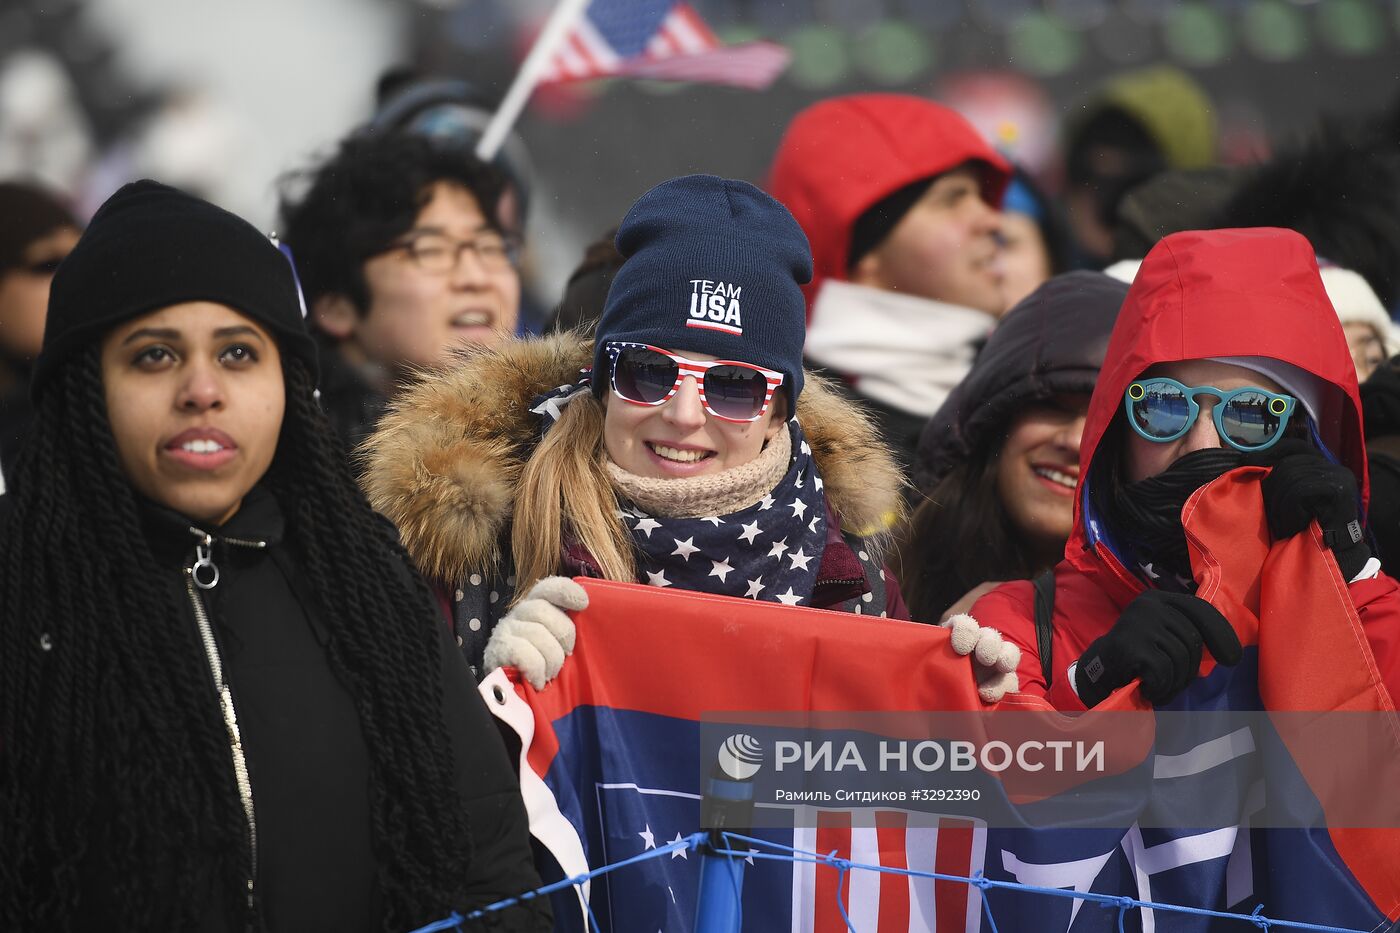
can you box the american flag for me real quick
[793,810,985,933]
[536,0,789,90]
[482,553,1400,933]
[583,770,984,931]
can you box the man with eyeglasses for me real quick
[0,181,81,491]
[280,133,522,449]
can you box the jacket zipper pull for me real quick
[190,533,220,590]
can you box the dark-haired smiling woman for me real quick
[0,181,548,932]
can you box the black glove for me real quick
[1075,590,1243,708]
[1248,440,1370,579]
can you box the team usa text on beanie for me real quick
[33,179,318,399]
[593,174,813,402]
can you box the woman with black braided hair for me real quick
[0,181,547,932]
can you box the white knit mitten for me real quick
[940,613,1022,704]
[482,577,589,690]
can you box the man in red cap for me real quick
[768,94,1011,477]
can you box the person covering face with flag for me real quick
[968,227,1400,710]
[362,174,1020,698]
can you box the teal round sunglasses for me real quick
[1124,377,1297,452]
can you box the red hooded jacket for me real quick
[970,227,1400,710]
[767,93,1010,311]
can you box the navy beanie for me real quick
[594,174,813,402]
[33,179,318,400]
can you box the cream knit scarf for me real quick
[606,424,792,519]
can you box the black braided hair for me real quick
[0,350,485,931]
[265,357,478,929]
[1,346,246,930]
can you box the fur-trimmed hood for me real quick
[361,332,907,583]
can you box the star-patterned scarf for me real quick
[530,379,829,606]
[617,419,828,606]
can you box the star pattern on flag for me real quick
[669,832,688,858]
[639,825,656,849]
[619,425,830,609]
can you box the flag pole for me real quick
[476,0,590,162]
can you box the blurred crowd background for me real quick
[5,0,1399,315]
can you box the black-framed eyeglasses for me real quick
[384,230,519,274]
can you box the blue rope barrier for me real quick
[407,827,1381,933]
[714,832,1373,933]
[979,883,1002,933]
[407,832,705,933]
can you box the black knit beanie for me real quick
[33,180,318,399]
[595,175,812,401]
[847,176,934,271]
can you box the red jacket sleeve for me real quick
[1349,571,1400,703]
[969,581,1041,691]
[970,579,1093,711]
[979,568,1400,710]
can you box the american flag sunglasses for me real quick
[604,342,785,423]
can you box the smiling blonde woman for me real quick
[363,175,1021,700]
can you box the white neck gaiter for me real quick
[803,280,994,418]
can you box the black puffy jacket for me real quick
[1360,356,1400,575]
[71,486,549,932]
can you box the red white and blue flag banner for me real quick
[482,469,1400,931]
[534,0,789,90]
